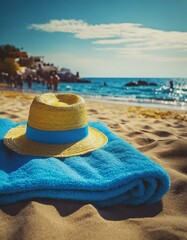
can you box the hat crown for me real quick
[28,93,88,131]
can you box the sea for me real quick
[18,78,187,110]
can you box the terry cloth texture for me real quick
[0,118,170,206]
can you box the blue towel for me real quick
[0,118,170,206]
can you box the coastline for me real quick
[83,95,187,111]
[0,90,187,121]
[1,85,187,111]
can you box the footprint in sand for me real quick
[174,123,185,128]
[98,117,108,120]
[88,109,98,114]
[142,125,153,130]
[126,131,143,138]
[0,111,6,115]
[120,119,129,124]
[156,139,187,159]
[138,141,158,152]
[152,130,173,137]
[165,123,173,127]
[153,120,161,124]
[108,123,120,129]
[135,137,155,146]
[7,114,20,119]
[180,132,187,137]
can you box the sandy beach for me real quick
[0,90,187,240]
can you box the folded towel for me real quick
[0,118,170,206]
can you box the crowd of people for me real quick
[0,71,60,91]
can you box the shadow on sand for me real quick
[0,198,163,221]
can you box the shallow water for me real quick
[22,78,187,110]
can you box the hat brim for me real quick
[3,125,108,157]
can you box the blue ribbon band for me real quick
[26,124,89,144]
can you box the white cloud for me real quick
[28,19,187,67]
[28,19,141,39]
[28,19,187,45]
[28,19,88,34]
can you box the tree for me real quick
[0,45,21,73]
[0,58,20,74]
[0,44,20,60]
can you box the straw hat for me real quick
[3,93,108,157]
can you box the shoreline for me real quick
[0,90,186,121]
[0,86,187,111]
[83,95,187,111]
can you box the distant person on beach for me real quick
[8,74,14,88]
[51,72,60,91]
[17,74,23,90]
[41,77,45,86]
[169,80,173,89]
[13,73,18,89]
[47,74,52,90]
[26,74,33,89]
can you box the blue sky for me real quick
[1,0,187,77]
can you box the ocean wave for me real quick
[81,94,187,110]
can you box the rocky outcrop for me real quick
[125,80,157,87]
[58,70,91,83]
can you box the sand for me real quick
[0,91,187,240]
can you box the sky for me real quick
[1,0,187,77]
